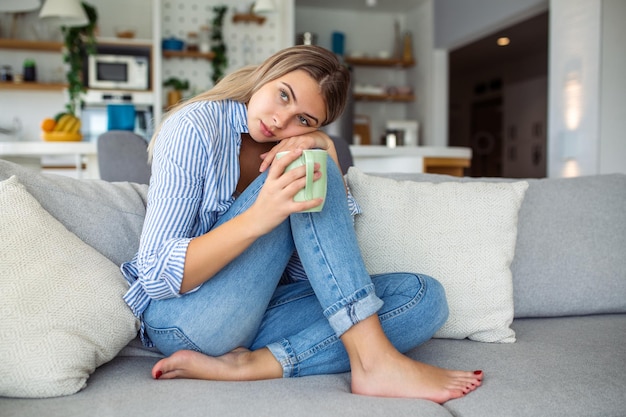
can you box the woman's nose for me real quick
[273,111,287,129]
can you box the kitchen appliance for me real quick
[85,44,151,91]
[385,120,419,146]
[87,54,149,90]
[296,32,317,46]
[81,90,154,142]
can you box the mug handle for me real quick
[304,151,314,201]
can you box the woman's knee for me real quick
[375,272,449,338]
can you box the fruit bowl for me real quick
[41,132,83,142]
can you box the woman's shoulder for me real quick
[165,100,245,130]
[156,99,246,157]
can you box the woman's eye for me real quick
[298,115,310,126]
[279,89,289,101]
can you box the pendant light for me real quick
[39,0,88,27]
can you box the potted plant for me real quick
[163,76,190,108]
[61,2,98,116]
[210,5,228,85]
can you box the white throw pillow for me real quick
[347,169,528,343]
[0,176,139,398]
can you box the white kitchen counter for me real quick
[349,145,472,175]
[0,142,472,180]
[0,141,99,179]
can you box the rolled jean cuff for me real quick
[324,284,384,338]
[266,339,298,378]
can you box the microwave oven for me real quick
[87,54,150,91]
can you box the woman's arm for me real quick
[180,148,323,293]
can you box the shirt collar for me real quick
[229,100,249,134]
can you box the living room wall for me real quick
[598,0,626,175]
[435,0,626,177]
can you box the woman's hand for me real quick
[259,130,339,173]
[246,149,324,236]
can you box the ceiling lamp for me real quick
[497,37,511,47]
[39,0,88,27]
[252,0,276,14]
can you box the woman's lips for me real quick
[260,121,274,138]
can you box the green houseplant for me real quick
[210,5,227,85]
[61,2,98,116]
[163,76,190,108]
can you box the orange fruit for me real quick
[41,118,56,132]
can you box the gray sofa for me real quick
[1,158,625,417]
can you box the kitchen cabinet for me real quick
[0,141,98,179]
[350,145,471,176]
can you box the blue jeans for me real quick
[143,158,448,377]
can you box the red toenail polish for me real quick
[474,370,483,375]
[155,370,163,379]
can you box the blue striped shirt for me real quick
[121,99,359,346]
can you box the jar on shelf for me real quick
[199,25,211,54]
[186,32,199,52]
[402,31,413,63]
[1,65,13,82]
[23,59,37,82]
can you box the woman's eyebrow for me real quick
[281,81,320,126]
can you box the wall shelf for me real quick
[345,56,415,68]
[0,38,63,52]
[354,93,415,102]
[162,50,215,60]
[0,82,66,91]
[232,13,266,24]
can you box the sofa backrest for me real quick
[508,174,626,318]
[2,159,624,319]
[0,160,148,267]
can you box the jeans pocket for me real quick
[144,323,201,356]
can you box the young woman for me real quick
[121,45,483,403]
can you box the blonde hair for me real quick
[148,45,350,156]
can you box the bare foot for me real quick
[342,315,483,403]
[152,347,282,381]
[350,350,483,403]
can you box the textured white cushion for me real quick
[0,176,139,398]
[347,168,528,343]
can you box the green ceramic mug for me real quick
[275,149,328,212]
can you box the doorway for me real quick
[470,97,502,177]
[448,11,549,178]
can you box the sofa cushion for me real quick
[347,168,528,343]
[0,356,455,417]
[416,315,626,417]
[372,172,626,318]
[0,176,139,398]
[0,159,148,267]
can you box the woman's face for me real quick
[246,70,327,142]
